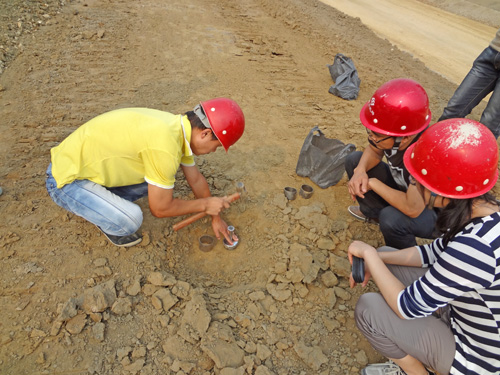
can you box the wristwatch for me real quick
[409,175,417,186]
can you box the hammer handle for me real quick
[172,192,241,231]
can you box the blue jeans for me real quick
[345,152,438,249]
[439,46,500,138]
[45,164,148,236]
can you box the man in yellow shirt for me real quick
[46,98,245,247]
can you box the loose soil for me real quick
[0,0,499,374]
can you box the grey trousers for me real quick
[354,247,455,374]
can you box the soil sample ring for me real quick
[199,235,216,252]
[299,184,314,199]
[284,187,297,200]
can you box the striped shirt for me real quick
[398,212,500,375]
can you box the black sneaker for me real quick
[97,228,142,247]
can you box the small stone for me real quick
[111,297,132,315]
[92,322,105,341]
[142,284,159,296]
[132,346,146,358]
[66,314,87,335]
[321,271,339,288]
[317,237,335,250]
[158,315,170,327]
[127,278,142,296]
[256,344,272,361]
[50,321,63,336]
[274,262,287,274]
[233,313,252,328]
[123,359,145,373]
[147,271,176,286]
[248,291,266,301]
[334,287,351,301]
[355,350,368,366]
[117,347,132,360]
[152,288,178,312]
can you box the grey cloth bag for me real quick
[327,53,361,100]
[296,126,356,189]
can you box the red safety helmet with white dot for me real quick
[194,97,245,151]
[404,118,499,199]
[360,78,432,136]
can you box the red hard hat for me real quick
[360,78,432,136]
[404,119,499,199]
[199,98,245,151]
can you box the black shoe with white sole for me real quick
[98,228,142,247]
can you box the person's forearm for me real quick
[364,250,406,318]
[186,173,224,220]
[151,196,209,218]
[378,247,423,267]
[184,169,212,199]
[369,179,425,217]
[355,145,384,173]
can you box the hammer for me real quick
[172,182,246,231]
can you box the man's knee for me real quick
[345,151,363,176]
[378,206,405,233]
[119,204,143,234]
[481,108,500,139]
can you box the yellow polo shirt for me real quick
[50,108,195,189]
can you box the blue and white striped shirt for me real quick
[398,212,500,374]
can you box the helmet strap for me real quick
[385,136,403,158]
[427,192,437,210]
[193,104,212,130]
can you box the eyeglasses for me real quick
[366,129,393,144]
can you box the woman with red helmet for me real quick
[349,119,500,375]
[346,78,438,249]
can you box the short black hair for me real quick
[185,110,218,140]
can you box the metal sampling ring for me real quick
[223,225,239,250]
[284,186,297,200]
[199,235,216,252]
[299,184,314,199]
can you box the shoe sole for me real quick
[110,236,142,247]
[102,232,143,247]
[348,206,379,226]
[95,225,143,247]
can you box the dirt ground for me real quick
[320,0,499,85]
[0,0,499,374]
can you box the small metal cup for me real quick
[284,187,297,200]
[223,225,239,250]
[199,235,216,252]
[299,184,314,199]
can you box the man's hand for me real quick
[348,169,370,200]
[348,145,384,200]
[211,215,238,244]
[204,196,230,216]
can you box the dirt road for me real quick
[0,0,498,374]
[321,0,499,84]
